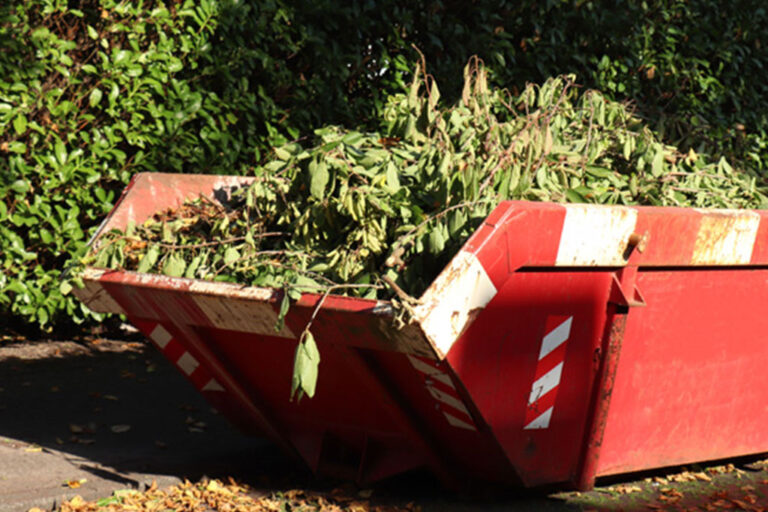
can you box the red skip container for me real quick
[75,172,768,489]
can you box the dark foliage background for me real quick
[2,0,767,330]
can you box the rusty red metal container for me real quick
[75,172,768,489]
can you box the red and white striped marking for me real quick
[407,355,478,431]
[524,316,573,430]
[414,251,498,357]
[148,323,225,394]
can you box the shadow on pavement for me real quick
[0,338,580,512]
[0,338,296,511]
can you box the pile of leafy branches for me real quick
[90,61,768,298]
[90,60,768,296]
[86,61,768,398]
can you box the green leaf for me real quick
[291,330,321,401]
[184,255,202,278]
[59,281,73,296]
[276,291,290,332]
[162,253,186,277]
[566,188,587,202]
[385,162,400,192]
[54,138,67,165]
[137,245,160,273]
[8,141,26,154]
[223,247,239,265]
[109,82,120,104]
[37,307,49,326]
[10,180,29,194]
[309,159,329,200]
[87,25,98,39]
[651,147,664,177]
[89,88,103,107]
[428,226,445,254]
[273,146,291,160]
[13,115,27,135]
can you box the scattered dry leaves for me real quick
[58,479,417,512]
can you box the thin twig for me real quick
[380,275,421,305]
[152,232,284,250]
[301,282,385,333]
[394,199,492,252]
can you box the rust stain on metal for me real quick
[575,311,627,491]
[192,294,296,339]
[73,271,126,314]
[414,251,497,357]
[691,210,760,265]
[556,205,638,266]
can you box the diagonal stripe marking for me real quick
[177,352,199,376]
[538,317,572,360]
[528,361,564,406]
[524,406,554,430]
[149,324,172,349]
[426,384,472,416]
[407,355,455,388]
[202,378,225,392]
[443,411,477,431]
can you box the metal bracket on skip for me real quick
[610,231,649,308]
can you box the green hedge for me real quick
[2,0,768,330]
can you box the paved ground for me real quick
[4,336,768,512]
[0,337,277,512]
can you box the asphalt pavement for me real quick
[0,338,277,512]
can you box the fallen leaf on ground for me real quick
[24,445,42,453]
[110,424,131,433]
[65,479,87,489]
[612,484,642,494]
[348,501,370,512]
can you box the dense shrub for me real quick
[2,0,768,330]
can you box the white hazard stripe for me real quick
[527,362,564,406]
[524,316,573,430]
[691,210,760,265]
[556,205,638,266]
[524,407,553,430]
[177,351,199,375]
[426,383,472,416]
[443,411,477,431]
[407,355,455,388]
[538,317,572,360]
[414,251,497,356]
[202,378,225,392]
[149,324,172,349]
[407,355,478,432]
[145,322,226,394]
